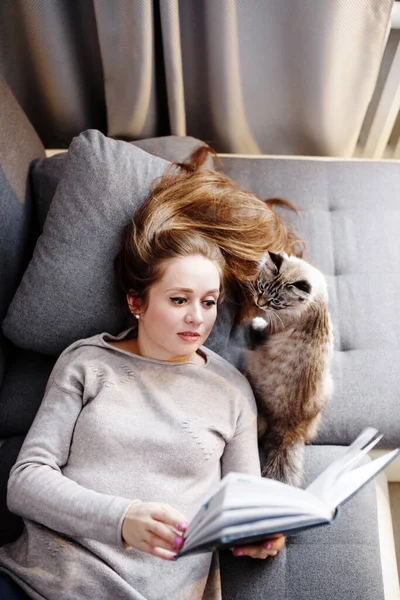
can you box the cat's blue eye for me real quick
[271,298,281,306]
[170,297,186,305]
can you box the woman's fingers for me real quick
[151,504,188,532]
[122,502,188,559]
[146,522,185,552]
[232,545,277,559]
[151,547,178,561]
[265,534,286,552]
[140,539,178,561]
[232,535,286,559]
[147,505,187,551]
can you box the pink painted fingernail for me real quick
[174,536,183,546]
[177,522,187,531]
[263,543,272,550]
[172,536,183,550]
[234,550,244,556]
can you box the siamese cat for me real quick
[244,252,334,487]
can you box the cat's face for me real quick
[252,252,326,318]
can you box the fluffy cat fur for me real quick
[244,252,334,487]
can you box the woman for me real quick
[0,158,296,599]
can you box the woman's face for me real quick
[130,254,221,362]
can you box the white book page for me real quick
[184,473,258,539]
[189,505,324,544]
[184,475,289,539]
[325,449,400,511]
[185,505,310,546]
[218,481,331,515]
[184,476,331,544]
[184,485,331,546]
[306,428,381,503]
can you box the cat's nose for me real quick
[256,295,268,308]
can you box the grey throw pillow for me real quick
[31,135,215,232]
[2,130,234,356]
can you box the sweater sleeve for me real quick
[220,378,261,478]
[7,369,137,550]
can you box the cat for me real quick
[243,251,334,487]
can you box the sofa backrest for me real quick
[0,75,46,544]
[219,155,400,449]
[0,75,45,387]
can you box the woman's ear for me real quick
[127,290,142,317]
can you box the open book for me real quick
[177,427,399,557]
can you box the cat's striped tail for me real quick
[261,442,305,488]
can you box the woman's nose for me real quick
[185,304,203,324]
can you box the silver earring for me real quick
[135,314,140,320]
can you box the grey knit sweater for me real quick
[0,328,261,600]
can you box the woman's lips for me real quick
[177,332,201,342]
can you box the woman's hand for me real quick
[232,534,285,559]
[122,502,188,560]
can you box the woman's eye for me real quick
[170,297,186,305]
[203,299,216,308]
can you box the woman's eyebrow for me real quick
[165,287,219,294]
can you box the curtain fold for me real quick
[203,0,262,153]
[159,0,186,136]
[93,0,159,139]
[175,0,393,155]
[0,0,394,155]
[0,0,107,148]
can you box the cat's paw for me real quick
[252,316,268,330]
[246,317,268,349]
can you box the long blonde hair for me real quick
[115,145,303,322]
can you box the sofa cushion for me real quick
[2,130,233,357]
[0,75,45,388]
[220,444,384,600]
[31,136,215,232]
[0,435,25,546]
[0,75,45,320]
[0,345,55,437]
[219,156,400,449]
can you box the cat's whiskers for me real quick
[270,309,285,331]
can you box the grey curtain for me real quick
[0,0,393,155]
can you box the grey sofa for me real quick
[0,74,399,600]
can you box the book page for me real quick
[184,472,332,546]
[325,449,400,511]
[306,428,382,503]
[187,505,325,545]
[184,489,329,545]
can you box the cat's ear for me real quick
[267,251,284,273]
[288,279,312,299]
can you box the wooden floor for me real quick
[389,483,400,576]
